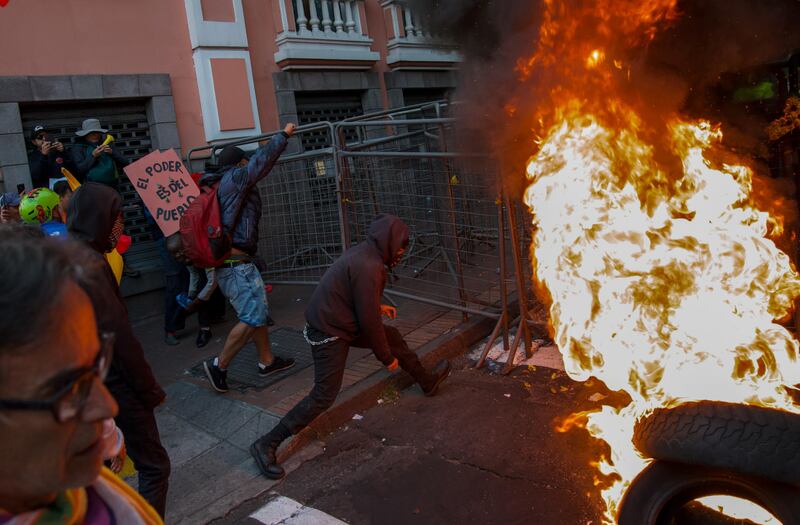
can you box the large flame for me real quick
[520,1,800,523]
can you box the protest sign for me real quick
[123,149,200,236]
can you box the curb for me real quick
[278,312,496,461]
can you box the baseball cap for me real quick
[30,124,49,142]
[217,146,249,167]
[0,192,21,207]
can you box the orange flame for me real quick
[519,1,800,523]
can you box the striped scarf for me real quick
[0,468,162,525]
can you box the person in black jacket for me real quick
[69,119,128,189]
[27,124,74,189]
[249,214,451,480]
[66,182,170,517]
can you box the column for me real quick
[296,0,309,34]
[332,0,344,33]
[321,0,333,33]
[309,0,320,32]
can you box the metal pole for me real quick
[476,311,506,369]
[477,194,512,368]
[497,196,510,351]
[383,289,501,319]
[335,125,354,249]
[502,193,533,373]
[437,123,469,322]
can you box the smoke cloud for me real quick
[405,0,800,194]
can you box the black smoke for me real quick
[405,0,800,187]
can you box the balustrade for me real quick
[289,0,365,38]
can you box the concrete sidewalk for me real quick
[130,284,485,524]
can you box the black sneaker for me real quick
[203,358,229,393]
[196,328,212,348]
[258,356,295,376]
[422,359,452,397]
[250,436,286,480]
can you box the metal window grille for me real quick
[21,101,159,271]
[295,91,363,151]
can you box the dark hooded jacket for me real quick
[67,182,165,409]
[305,214,409,365]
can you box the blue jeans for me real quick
[217,263,269,327]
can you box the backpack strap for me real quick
[224,173,260,235]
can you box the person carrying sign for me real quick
[203,123,298,393]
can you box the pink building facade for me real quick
[0,0,459,293]
[0,0,459,190]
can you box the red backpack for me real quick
[179,182,231,267]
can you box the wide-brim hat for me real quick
[75,118,108,137]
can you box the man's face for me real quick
[31,132,49,148]
[0,205,20,224]
[0,282,117,506]
[86,132,101,144]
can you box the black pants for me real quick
[159,237,188,333]
[197,285,226,328]
[112,387,171,518]
[280,325,431,434]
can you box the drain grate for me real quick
[189,328,313,392]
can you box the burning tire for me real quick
[617,461,800,525]
[633,401,800,485]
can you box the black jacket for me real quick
[70,140,128,187]
[28,148,74,188]
[199,132,289,255]
[67,182,166,409]
[305,214,409,365]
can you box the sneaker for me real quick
[258,356,295,376]
[422,359,452,397]
[249,436,285,480]
[196,328,212,348]
[203,358,229,393]
[164,332,180,346]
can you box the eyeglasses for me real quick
[0,333,114,423]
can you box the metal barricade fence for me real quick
[186,123,344,284]
[185,107,534,325]
[335,118,528,320]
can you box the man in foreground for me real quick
[0,237,162,524]
[250,214,451,479]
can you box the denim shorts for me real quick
[216,263,269,327]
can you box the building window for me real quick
[295,91,364,151]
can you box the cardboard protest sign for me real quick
[123,149,200,236]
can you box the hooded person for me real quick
[67,182,171,517]
[249,214,452,480]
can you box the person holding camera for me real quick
[70,118,129,190]
[27,124,74,189]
